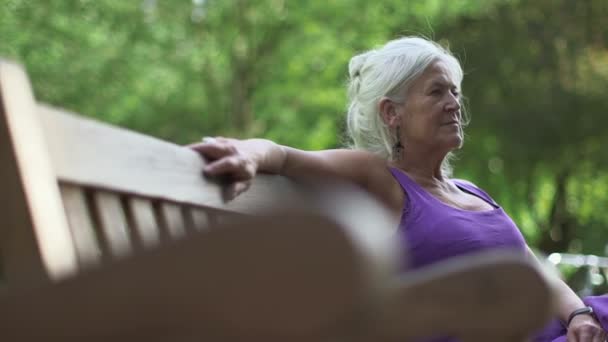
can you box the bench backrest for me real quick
[0,60,303,289]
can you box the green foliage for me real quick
[437,0,608,254]
[1,0,607,255]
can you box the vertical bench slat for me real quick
[59,184,102,268]
[158,202,187,239]
[127,197,160,249]
[92,191,132,258]
[206,210,219,227]
[187,207,210,232]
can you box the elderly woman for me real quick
[191,37,606,341]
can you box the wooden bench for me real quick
[0,59,556,341]
[0,58,405,341]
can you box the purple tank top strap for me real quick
[388,167,426,198]
[452,179,500,208]
[388,167,425,218]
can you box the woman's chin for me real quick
[442,136,463,151]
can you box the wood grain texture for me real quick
[38,104,302,215]
[39,105,225,208]
[0,60,77,286]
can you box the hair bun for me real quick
[348,50,374,79]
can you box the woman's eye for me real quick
[430,89,441,95]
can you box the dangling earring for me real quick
[393,126,403,160]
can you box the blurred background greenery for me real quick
[1,0,607,292]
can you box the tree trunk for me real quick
[538,170,574,254]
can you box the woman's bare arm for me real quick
[189,138,399,208]
[526,247,605,341]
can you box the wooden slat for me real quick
[223,175,303,213]
[92,191,132,258]
[0,60,77,286]
[206,210,219,227]
[127,197,160,249]
[59,184,102,268]
[39,105,224,206]
[38,104,302,215]
[186,207,210,232]
[158,202,186,239]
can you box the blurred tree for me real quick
[436,0,608,254]
[0,0,491,144]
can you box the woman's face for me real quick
[396,60,463,154]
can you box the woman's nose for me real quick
[445,94,461,112]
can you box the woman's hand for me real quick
[190,137,259,201]
[567,314,607,342]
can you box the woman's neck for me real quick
[392,146,449,184]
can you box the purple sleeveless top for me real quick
[389,168,608,342]
[389,167,527,271]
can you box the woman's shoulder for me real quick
[316,149,404,214]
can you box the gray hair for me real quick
[346,36,466,176]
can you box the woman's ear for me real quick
[379,97,399,127]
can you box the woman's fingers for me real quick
[595,330,608,342]
[567,320,607,342]
[204,156,256,180]
[190,139,238,160]
[222,181,252,202]
[188,137,256,201]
